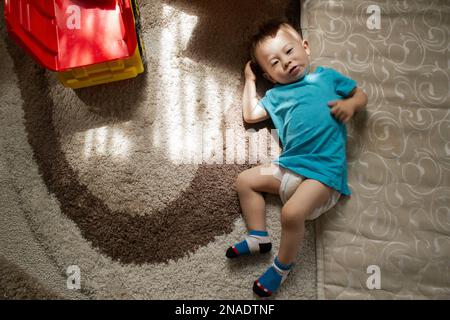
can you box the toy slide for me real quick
[4,0,146,88]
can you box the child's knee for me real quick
[235,170,251,192]
[280,205,307,229]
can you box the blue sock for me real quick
[253,256,293,297]
[226,230,272,258]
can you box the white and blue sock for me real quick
[253,256,293,297]
[226,230,272,258]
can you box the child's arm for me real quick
[242,61,270,123]
[328,87,368,123]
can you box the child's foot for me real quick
[253,257,292,297]
[225,230,272,258]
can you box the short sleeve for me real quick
[258,89,275,112]
[326,68,357,98]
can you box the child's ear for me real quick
[303,39,311,56]
[263,73,276,84]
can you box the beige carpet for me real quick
[0,0,317,299]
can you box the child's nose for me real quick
[283,59,291,69]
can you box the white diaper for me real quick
[271,164,341,220]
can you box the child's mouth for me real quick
[289,65,300,75]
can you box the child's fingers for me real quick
[328,100,337,107]
[332,107,344,118]
[331,111,342,122]
[245,61,254,72]
[335,109,350,122]
[330,105,340,115]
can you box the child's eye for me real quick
[287,48,293,54]
[271,61,279,66]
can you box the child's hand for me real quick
[244,61,256,82]
[328,100,355,123]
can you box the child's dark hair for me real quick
[250,18,303,65]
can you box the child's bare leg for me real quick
[226,163,280,259]
[253,178,332,297]
[278,179,333,264]
[235,163,280,230]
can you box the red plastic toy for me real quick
[4,0,145,88]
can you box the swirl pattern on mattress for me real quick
[302,0,450,299]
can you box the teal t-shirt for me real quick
[259,66,356,196]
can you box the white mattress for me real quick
[302,0,450,299]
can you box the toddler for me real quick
[226,19,368,297]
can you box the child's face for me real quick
[255,26,311,85]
